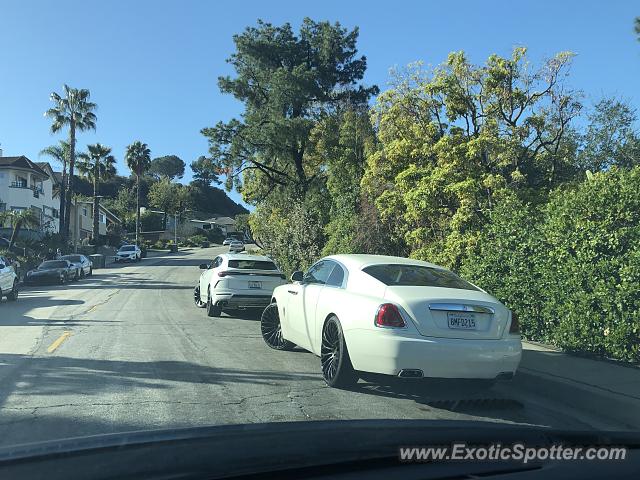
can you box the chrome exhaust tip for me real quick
[398,369,423,378]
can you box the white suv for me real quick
[194,253,286,317]
[115,245,141,262]
[0,256,19,302]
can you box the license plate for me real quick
[248,281,262,289]
[447,312,476,330]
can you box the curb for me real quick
[513,367,640,430]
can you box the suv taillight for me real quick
[509,311,520,333]
[218,271,230,277]
[375,303,406,328]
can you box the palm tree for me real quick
[0,209,41,249]
[45,85,97,243]
[77,143,117,243]
[125,141,151,245]
[39,140,70,227]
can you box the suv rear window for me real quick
[228,260,277,270]
[362,264,479,291]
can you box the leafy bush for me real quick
[462,167,640,361]
[189,234,207,245]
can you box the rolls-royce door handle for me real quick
[287,290,298,295]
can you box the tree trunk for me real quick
[63,122,76,244]
[92,171,100,244]
[136,173,141,246]
[8,220,22,250]
[59,161,67,237]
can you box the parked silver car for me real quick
[60,254,93,278]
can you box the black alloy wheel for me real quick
[320,316,358,388]
[260,303,294,350]
[194,285,206,308]
[7,281,18,301]
[206,287,221,317]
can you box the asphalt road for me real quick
[0,246,618,447]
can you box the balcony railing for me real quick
[9,182,44,198]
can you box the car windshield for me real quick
[1,3,637,475]
[228,260,277,270]
[363,264,479,291]
[40,261,67,269]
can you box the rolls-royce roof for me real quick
[326,254,442,271]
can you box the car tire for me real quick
[7,281,18,301]
[194,285,206,308]
[260,303,295,350]
[206,287,221,317]
[88,267,93,276]
[321,316,358,389]
[59,274,66,285]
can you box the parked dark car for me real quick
[60,254,93,278]
[25,260,77,285]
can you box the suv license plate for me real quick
[248,281,262,289]
[447,312,476,330]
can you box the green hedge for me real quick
[462,167,640,362]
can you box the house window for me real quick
[82,207,88,216]
[202,224,211,230]
[100,213,106,223]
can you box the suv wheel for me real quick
[7,280,18,301]
[206,287,221,317]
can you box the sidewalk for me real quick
[514,341,640,429]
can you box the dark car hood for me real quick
[30,268,64,275]
[0,420,637,480]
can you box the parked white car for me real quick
[228,240,245,253]
[260,254,522,388]
[194,253,286,317]
[222,238,234,246]
[115,245,141,262]
[0,255,19,302]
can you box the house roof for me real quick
[0,156,49,178]
[205,216,236,225]
[35,162,59,185]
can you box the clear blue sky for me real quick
[1,0,639,209]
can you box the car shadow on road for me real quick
[24,273,194,291]
[0,354,320,406]
[342,376,527,423]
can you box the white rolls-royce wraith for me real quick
[260,254,522,388]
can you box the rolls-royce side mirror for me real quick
[290,271,304,282]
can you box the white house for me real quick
[189,215,238,236]
[0,155,60,235]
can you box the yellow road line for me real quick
[47,331,71,353]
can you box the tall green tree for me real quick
[364,49,582,268]
[190,156,220,186]
[149,155,185,180]
[148,177,176,229]
[125,141,151,244]
[0,209,41,249]
[39,140,70,224]
[578,98,640,171]
[202,18,378,201]
[45,85,97,243]
[77,143,117,242]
